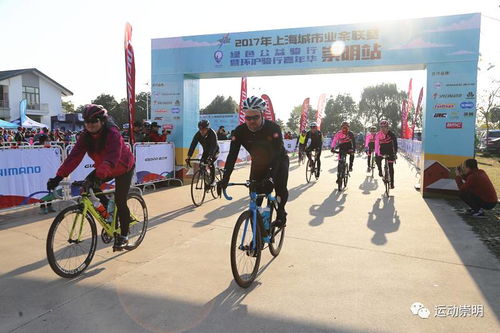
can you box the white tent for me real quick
[11,117,47,128]
[0,119,18,129]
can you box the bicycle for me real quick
[223,180,285,288]
[46,181,148,278]
[187,158,223,207]
[333,149,350,191]
[305,149,320,183]
[381,155,392,197]
[298,145,306,166]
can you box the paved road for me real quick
[1,152,499,333]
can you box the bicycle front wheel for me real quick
[125,193,148,250]
[190,169,206,207]
[306,160,314,183]
[337,163,344,191]
[269,223,285,257]
[230,210,262,288]
[46,205,97,278]
[384,164,390,197]
[211,168,224,199]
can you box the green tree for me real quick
[135,91,150,122]
[200,95,238,114]
[61,100,75,113]
[287,103,316,134]
[321,94,358,135]
[275,118,285,129]
[358,83,405,134]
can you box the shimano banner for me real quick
[0,147,62,209]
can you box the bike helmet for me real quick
[309,122,318,128]
[341,121,349,127]
[198,119,210,129]
[242,96,267,112]
[379,119,389,127]
[82,104,107,121]
[369,126,377,131]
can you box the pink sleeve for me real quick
[365,134,370,148]
[375,133,381,156]
[331,132,339,148]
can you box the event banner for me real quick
[124,22,136,144]
[299,98,310,132]
[135,143,175,184]
[196,140,249,166]
[283,139,297,153]
[0,147,62,209]
[238,77,247,124]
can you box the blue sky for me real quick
[0,0,498,121]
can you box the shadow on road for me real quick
[309,190,347,226]
[359,176,379,194]
[366,197,400,245]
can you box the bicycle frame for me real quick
[224,183,276,253]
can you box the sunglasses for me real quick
[84,118,99,124]
[245,115,261,121]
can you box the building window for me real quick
[22,86,40,109]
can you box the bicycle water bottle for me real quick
[258,207,271,243]
[106,199,115,224]
[92,198,109,220]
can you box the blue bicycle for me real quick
[223,180,286,288]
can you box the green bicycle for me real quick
[46,181,148,278]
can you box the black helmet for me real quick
[83,104,107,121]
[198,119,210,129]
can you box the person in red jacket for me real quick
[455,158,498,217]
[148,122,167,142]
[47,104,135,250]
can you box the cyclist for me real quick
[46,104,135,251]
[296,129,307,162]
[305,122,323,177]
[365,126,377,172]
[375,119,398,189]
[356,132,365,153]
[331,121,356,172]
[218,96,289,228]
[186,119,220,186]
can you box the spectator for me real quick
[0,128,4,145]
[39,133,56,214]
[455,158,498,217]
[14,127,25,142]
[148,122,167,142]
[217,126,228,140]
[133,121,145,142]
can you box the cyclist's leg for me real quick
[114,167,134,237]
[209,153,219,184]
[388,154,395,187]
[316,148,322,173]
[305,148,313,167]
[349,152,354,171]
[375,155,383,176]
[273,155,289,226]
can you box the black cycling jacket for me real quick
[187,128,219,157]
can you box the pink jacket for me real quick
[374,130,397,156]
[365,133,376,148]
[331,131,354,148]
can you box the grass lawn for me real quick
[476,152,500,195]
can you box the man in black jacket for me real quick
[186,119,220,185]
[218,96,289,228]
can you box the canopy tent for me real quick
[11,117,47,128]
[0,119,18,129]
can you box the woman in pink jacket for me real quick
[330,121,356,171]
[374,120,398,188]
[47,104,135,250]
[364,126,377,172]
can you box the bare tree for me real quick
[478,81,500,140]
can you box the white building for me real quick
[0,68,72,126]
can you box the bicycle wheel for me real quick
[269,219,285,257]
[371,156,375,178]
[211,168,224,199]
[337,162,344,191]
[190,169,206,207]
[230,210,262,288]
[384,163,390,197]
[46,205,97,278]
[343,169,349,189]
[306,159,314,183]
[125,193,148,251]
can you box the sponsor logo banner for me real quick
[460,101,474,109]
[433,113,447,118]
[434,104,455,109]
[446,122,463,129]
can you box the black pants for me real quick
[338,142,354,169]
[367,142,375,167]
[376,144,395,185]
[202,152,219,184]
[306,147,321,173]
[250,155,289,221]
[88,167,134,237]
[459,191,497,212]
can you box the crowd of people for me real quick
[0,126,78,145]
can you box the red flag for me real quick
[261,94,275,122]
[412,87,424,139]
[299,98,310,132]
[401,99,408,138]
[316,94,327,129]
[124,23,136,144]
[238,77,247,125]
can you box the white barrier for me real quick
[134,142,176,185]
[65,144,96,182]
[0,145,64,210]
[283,139,297,153]
[398,139,422,169]
[196,140,250,166]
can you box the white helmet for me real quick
[309,122,318,128]
[242,96,267,112]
